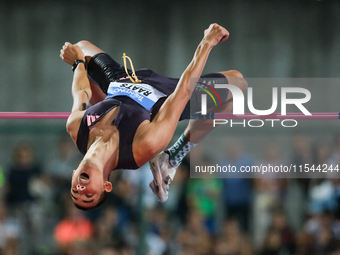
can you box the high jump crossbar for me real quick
[0,112,70,119]
[0,112,339,120]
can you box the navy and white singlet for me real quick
[76,53,228,170]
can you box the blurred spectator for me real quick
[115,241,136,255]
[47,137,81,195]
[96,242,135,255]
[98,246,119,255]
[168,159,190,225]
[0,202,20,255]
[291,133,312,168]
[312,141,330,167]
[253,143,287,248]
[302,141,331,182]
[146,206,172,255]
[330,178,340,220]
[214,218,253,255]
[287,134,314,232]
[146,231,167,255]
[177,210,212,255]
[291,133,312,194]
[93,206,124,250]
[121,164,156,209]
[187,147,223,234]
[294,230,316,255]
[6,142,42,206]
[328,132,340,167]
[104,171,136,225]
[54,200,94,255]
[5,142,44,254]
[220,142,253,232]
[304,210,340,254]
[269,210,295,253]
[326,133,340,220]
[186,177,222,234]
[301,141,332,228]
[308,179,338,215]
[259,228,289,255]
[67,243,94,255]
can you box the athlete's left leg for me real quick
[74,40,130,105]
[186,70,247,142]
[149,70,247,202]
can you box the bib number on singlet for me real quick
[107,81,167,110]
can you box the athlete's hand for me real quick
[203,23,229,47]
[60,42,85,65]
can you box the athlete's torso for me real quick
[76,69,180,170]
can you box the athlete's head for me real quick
[70,160,112,210]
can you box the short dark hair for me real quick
[74,191,109,211]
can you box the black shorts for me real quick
[87,53,229,120]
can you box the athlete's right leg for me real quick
[184,70,247,144]
[149,70,247,202]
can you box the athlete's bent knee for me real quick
[229,70,244,79]
[230,70,247,93]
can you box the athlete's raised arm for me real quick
[135,24,229,159]
[155,24,229,125]
[60,42,92,142]
[178,23,229,97]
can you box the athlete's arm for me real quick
[60,42,92,142]
[134,24,229,162]
[178,23,229,98]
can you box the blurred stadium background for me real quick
[0,0,340,254]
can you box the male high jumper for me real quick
[60,23,247,210]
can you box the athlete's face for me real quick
[70,163,112,208]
